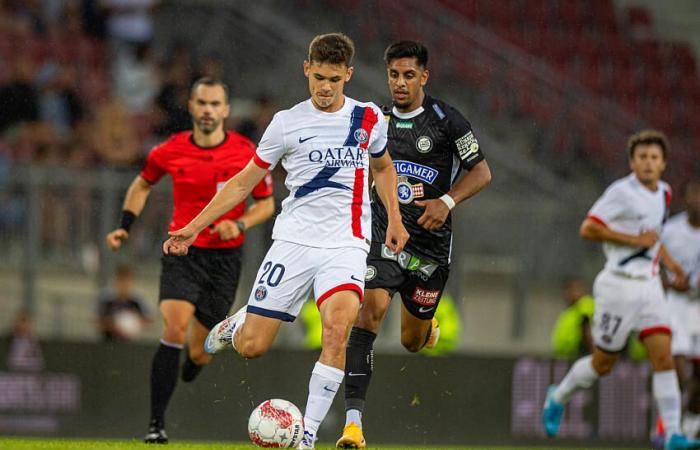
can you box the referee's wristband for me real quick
[120,210,137,233]
[439,194,456,211]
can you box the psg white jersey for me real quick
[253,97,388,251]
[588,173,671,278]
[662,212,700,302]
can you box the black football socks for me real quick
[344,327,377,413]
[150,340,182,427]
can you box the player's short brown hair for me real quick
[308,33,355,66]
[191,77,230,103]
[628,129,669,160]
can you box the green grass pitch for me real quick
[0,438,651,450]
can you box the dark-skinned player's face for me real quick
[189,84,230,135]
[304,61,353,111]
[629,143,666,186]
[387,57,429,111]
[685,182,700,217]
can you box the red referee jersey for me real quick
[140,131,273,249]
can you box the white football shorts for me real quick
[668,291,700,358]
[245,240,366,321]
[592,269,670,352]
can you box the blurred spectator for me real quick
[196,55,225,81]
[113,42,159,114]
[97,265,152,342]
[0,57,39,133]
[5,310,44,371]
[236,94,276,144]
[102,0,158,47]
[37,63,84,138]
[550,278,595,359]
[91,96,141,168]
[153,60,191,136]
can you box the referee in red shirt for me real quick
[105,78,275,443]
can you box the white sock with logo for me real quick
[303,361,344,439]
[653,370,681,436]
[345,409,362,427]
[553,355,599,404]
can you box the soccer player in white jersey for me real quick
[163,33,408,449]
[663,180,700,438]
[542,130,700,450]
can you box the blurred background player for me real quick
[164,33,408,450]
[105,77,275,443]
[542,130,699,450]
[551,278,595,360]
[338,40,491,449]
[663,180,700,439]
[96,264,153,342]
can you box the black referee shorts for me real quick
[159,246,241,329]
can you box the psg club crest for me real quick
[254,285,268,301]
[354,128,369,144]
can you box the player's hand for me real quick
[163,225,197,256]
[634,230,658,248]
[385,218,409,254]
[414,199,450,231]
[209,220,240,241]
[106,228,129,251]
[666,261,689,291]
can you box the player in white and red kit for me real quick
[663,180,700,438]
[163,33,408,449]
[542,130,700,450]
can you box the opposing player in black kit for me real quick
[336,41,492,448]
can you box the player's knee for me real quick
[591,355,617,375]
[400,332,424,353]
[356,304,388,332]
[236,336,269,359]
[650,353,675,372]
[189,346,212,365]
[162,324,187,344]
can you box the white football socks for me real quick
[683,413,700,439]
[345,409,362,427]
[230,310,247,352]
[553,355,599,404]
[303,361,344,439]
[653,370,681,436]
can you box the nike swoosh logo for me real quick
[348,372,366,376]
[323,386,336,392]
[350,275,363,282]
[298,135,317,143]
[418,306,434,313]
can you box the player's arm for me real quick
[579,218,658,247]
[370,151,409,253]
[415,160,491,231]
[210,170,275,241]
[659,244,689,291]
[105,176,153,251]
[209,196,275,241]
[164,160,268,255]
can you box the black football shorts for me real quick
[159,246,241,329]
[365,242,449,320]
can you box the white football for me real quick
[248,399,304,448]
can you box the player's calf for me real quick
[400,320,433,353]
